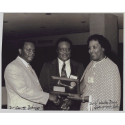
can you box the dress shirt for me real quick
[18,56,29,68]
[58,58,71,78]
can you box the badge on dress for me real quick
[88,77,94,84]
[70,75,78,79]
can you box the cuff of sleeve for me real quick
[40,92,49,105]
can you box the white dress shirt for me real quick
[18,56,29,68]
[58,58,71,78]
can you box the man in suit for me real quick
[39,38,84,110]
[4,41,58,111]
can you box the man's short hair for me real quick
[18,41,35,50]
[55,37,73,50]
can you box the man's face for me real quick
[57,41,71,61]
[19,42,35,63]
[88,40,105,61]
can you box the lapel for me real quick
[70,59,76,76]
[15,57,38,81]
[15,57,42,91]
[50,58,60,77]
[15,57,28,71]
[30,66,38,79]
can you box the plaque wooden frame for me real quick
[50,76,80,96]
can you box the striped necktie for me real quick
[61,62,67,78]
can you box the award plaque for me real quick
[50,76,80,96]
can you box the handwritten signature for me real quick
[89,99,119,110]
[9,105,42,110]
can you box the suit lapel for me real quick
[70,60,76,76]
[15,57,28,71]
[50,58,60,77]
[30,68,38,79]
[15,57,38,81]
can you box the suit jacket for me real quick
[4,57,49,111]
[39,58,84,110]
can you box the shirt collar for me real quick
[58,58,70,65]
[18,56,29,67]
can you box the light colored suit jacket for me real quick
[4,57,49,111]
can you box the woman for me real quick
[68,34,121,111]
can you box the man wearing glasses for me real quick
[39,38,84,110]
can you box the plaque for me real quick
[50,76,80,96]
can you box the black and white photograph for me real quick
[1,13,123,112]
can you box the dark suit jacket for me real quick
[39,58,84,110]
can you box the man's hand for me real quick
[63,98,73,106]
[61,98,72,110]
[49,94,60,106]
[49,94,57,101]
[67,94,83,101]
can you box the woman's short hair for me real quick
[55,37,73,50]
[87,34,111,55]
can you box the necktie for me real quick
[61,62,67,78]
[27,63,35,76]
[60,62,69,110]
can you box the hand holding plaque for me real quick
[49,94,61,106]
[67,94,83,101]
[50,76,80,110]
[61,98,73,110]
[53,98,60,106]
[67,94,90,103]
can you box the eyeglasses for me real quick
[58,48,71,53]
[25,48,35,53]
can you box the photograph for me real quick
[1,13,123,112]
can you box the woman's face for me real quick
[88,40,105,61]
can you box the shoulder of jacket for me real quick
[44,59,57,65]
[5,60,20,72]
[71,59,83,66]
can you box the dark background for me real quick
[2,43,123,110]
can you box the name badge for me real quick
[88,77,94,84]
[70,75,78,79]
[53,86,65,92]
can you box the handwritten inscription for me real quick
[9,105,42,110]
[89,99,119,110]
